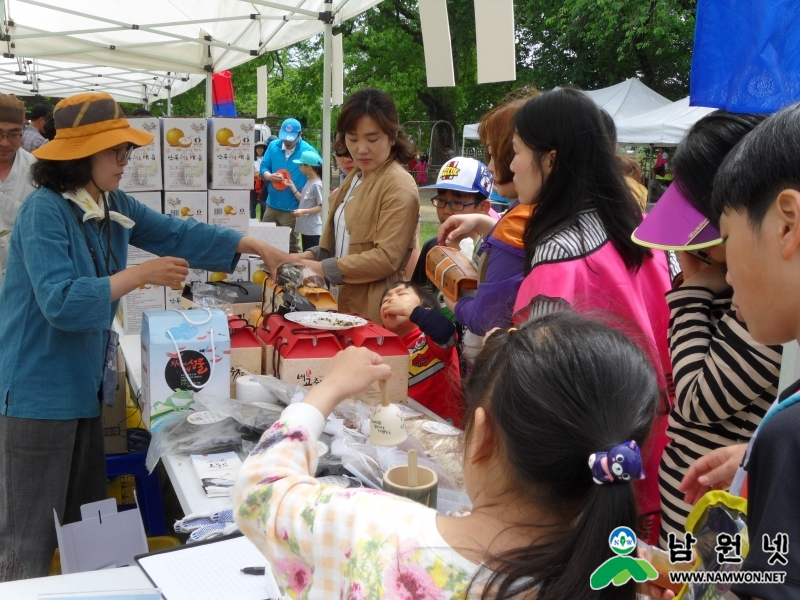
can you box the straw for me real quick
[408,449,418,488]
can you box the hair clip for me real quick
[507,327,518,333]
[588,441,644,484]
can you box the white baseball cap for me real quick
[420,157,493,198]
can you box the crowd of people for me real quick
[1,81,799,600]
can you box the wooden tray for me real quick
[425,246,478,301]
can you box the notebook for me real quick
[135,534,283,600]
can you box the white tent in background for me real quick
[461,78,672,152]
[615,97,717,146]
[582,77,671,120]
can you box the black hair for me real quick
[29,104,52,121]
[599,108,618,153]
[42,115,56,141]
[712,103,800,228]
[672,111,766,226]
[381,280,439,311]
[131,107,152,117]
[309,164,323,178]
[463,312,658,600]
[30,157,93,193]
[513,89,648,271]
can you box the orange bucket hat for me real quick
[33,92,153,161]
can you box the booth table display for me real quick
[0,565,153,599]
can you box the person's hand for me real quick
[300,259,324,278]
[303,347,392,418]
[437,214,496,246]
[136,257,189,287]
[682,260,729,294]
[680,443,747,505]
[292,208,306,217]
[290,251,315,261]
[236,237,292,284]
[264,172,284,184]
[638,582,676,599]
[382,294,419,318]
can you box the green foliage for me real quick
[160,0,696,136]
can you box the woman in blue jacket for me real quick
[0,92,289,581]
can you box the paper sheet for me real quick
[137,536,280,600]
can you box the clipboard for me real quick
[135,533,284,600]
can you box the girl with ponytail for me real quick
[233,311,658,599]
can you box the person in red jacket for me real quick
[380,281,462,425]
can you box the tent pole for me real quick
[167,84,172,116]
[321,0,333,222]
[205,72,213,118]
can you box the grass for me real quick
[419,220,440,247]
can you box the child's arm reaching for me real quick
[409,306,457,349]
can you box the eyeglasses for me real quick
[109,145,135,163]
[0,132,22,142]
[431,196,483,211]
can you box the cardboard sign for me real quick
[141,309,230,430]
[120,117,162,192]
[163,191,207,223]
[127,191,162,264]
[117,285,166,335]
[208,190,249,235]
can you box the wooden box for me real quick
[425,246,478,302]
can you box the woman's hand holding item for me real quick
[302,347,392,419]
[437,213,497,247]
[680,443,747,505]
[110,257,189,301]
[237,236,292,283]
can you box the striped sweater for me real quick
[658,286,782,547]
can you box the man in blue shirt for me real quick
[259,118,321,253]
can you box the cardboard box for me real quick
[140,309,230,430]
[254,314,288,376]
[208,118,256,189]
[161,118,208,191]
[163,191,207,223]
[208,190,249,235]
[120,117,162,191]
[127,191,163,264]
[274,327,344,390]
[165,286,184,310]
[180,280,263,321]
[337,323,409,405]
[103,348,128,455]
[187,268,209,283]
[248,223,291,253]
[230,326,263,397]
[54,498,147,573]
[117,285,166,335]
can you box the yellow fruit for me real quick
[165,128,184,147]
[227,136,241,147]
[209,272,227,282]
[252,270,266,285]
[224,205,235,215]
[180,206,191,216]
[216,127,234,146]
[178,136,192,148]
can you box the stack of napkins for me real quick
[190,451,243,498]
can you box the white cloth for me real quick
[333,175,361,259]
[62,188,136,229]
[0,148,37,288]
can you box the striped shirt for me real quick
[658,286,782,548]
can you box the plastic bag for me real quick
[197,392,284,431]
[253,375,308,406]
[145,401,262,473]
[405,419,464,458]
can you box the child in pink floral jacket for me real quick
[234,312,660,600]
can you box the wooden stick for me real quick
[379,379,389,407]
[408,449,418,488]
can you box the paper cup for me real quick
[382,465,438,508]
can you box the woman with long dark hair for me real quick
[510,88,674,545]
[295,87,419,323]
[234,312,658,600]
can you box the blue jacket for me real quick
[0,187,242,420]
[259,138,321,211]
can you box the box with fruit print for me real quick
[208,258,250,284]
[116,285,165,335]
[208,118,255,190]
[163,191,207,223]
[208,190,248,235]
[120,118,162,191]
[161,118,207,191]
[140,309,230,431]
[127,192,162,264]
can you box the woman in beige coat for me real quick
[296,88,420,323]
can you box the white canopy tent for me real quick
[1,0,385,205]
[461,78,672,152]
[615,97,716,146]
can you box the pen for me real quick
[241,566,266,575]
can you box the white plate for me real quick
[284,311,368,330]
